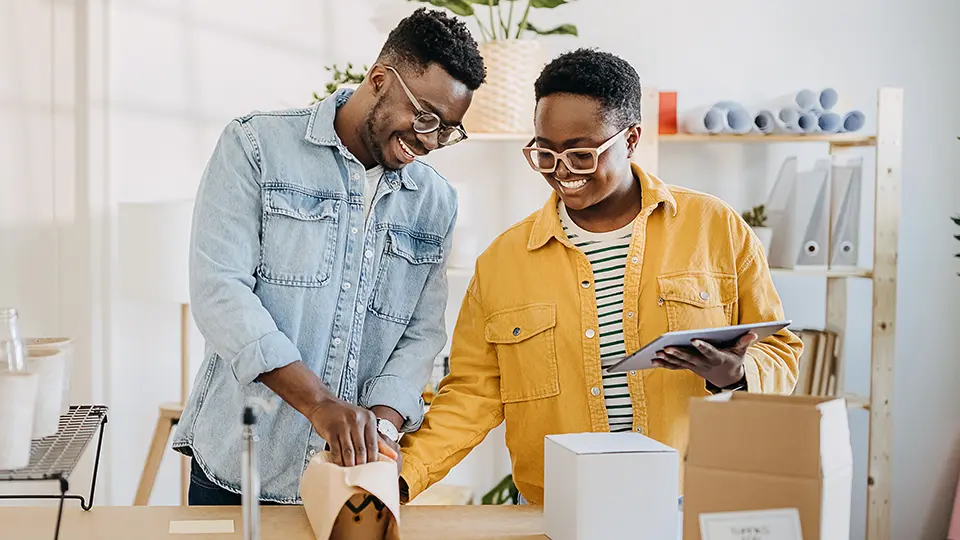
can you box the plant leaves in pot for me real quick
[742,204,773,256]
[408,0,579,134]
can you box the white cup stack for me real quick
[25,347,69,439]
[0,371,39,470]
[25,337,73,416]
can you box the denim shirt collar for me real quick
[305,88,418,191]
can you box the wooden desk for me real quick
[2,504,546,540]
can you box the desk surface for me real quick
[3,504,546,540]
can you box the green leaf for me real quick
[423,0,475,16]
[467,0,500,4]
[530,0,568,8]
[521,21,578,35]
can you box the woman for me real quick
[398,48,801,505]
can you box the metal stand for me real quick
[0,405,109,540]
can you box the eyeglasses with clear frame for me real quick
[521,125,633,174]
[384,65,468,147]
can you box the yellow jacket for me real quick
[400,164,801,505]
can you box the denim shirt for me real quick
[173,88,457,503]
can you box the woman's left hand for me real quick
[651,332,757,388]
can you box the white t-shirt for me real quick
[364,165,384,219]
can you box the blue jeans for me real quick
[188,459,286,506]
[188,459,243,506]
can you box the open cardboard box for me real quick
[683,392,853,540]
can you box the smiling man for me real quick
[173,8,485,505]
[398,48,801,505]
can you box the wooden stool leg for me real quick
[181,452,189,505]
[134,414,175,505]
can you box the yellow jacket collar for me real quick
[527,162,678,251]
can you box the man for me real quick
[398,48,801,505]
[173,8,486,505]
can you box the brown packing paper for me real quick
[299,452,400,540]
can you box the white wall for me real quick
[0,0,104,503]
[3,0,957,537]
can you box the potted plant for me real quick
[953,214,959,276]
[311,63,369,104]
[742,204,773,255]
[408,0,579,134]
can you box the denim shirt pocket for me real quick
[258,186,340,287]
[369,227,444,325]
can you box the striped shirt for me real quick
[558,203,635,432]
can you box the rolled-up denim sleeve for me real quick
[189,119,301,385]
[359,204,457,432]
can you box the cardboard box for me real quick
[683,393,853,540]
[544,432,679,540]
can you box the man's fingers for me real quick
[656,351,699,371]
[365,414,380,463]
[351,421,368,466]
[690,340,724,366]
[664,347,710,368]
[327,437,344,466]
[731,332,758,355]
[378,436,399,461]
[339,433,357,467]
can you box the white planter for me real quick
[0,371,39,469]
[753,226,774,255]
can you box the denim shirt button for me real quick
[356,303,365,314]
[333,337,341,346]
[342,282,351,291]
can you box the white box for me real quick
[544,432,679,540]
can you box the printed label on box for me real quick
[699,508,802,540]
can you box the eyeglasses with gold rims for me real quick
[521,125,633,175]
[384,65,468,147]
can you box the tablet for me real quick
[604,320,792,374]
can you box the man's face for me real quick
[361,63,473,170]
[532,93,639,211]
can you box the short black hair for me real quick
[378,8,486,91]
[534,48,641,128]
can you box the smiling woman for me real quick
[397,47,802,508]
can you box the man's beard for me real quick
[361,97,389,168]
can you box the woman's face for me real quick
[532,93,640,211]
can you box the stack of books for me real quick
[793,329,841,396]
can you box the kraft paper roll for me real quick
[0,371,39,470]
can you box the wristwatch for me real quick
[377,418,400,443]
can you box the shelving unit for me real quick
[0,405,109,540]
[458,87,901,540]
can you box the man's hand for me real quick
[652,332,757,388]
[306,398,396,467]
[380,434,403,475]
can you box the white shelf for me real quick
[770,267,873,279]
[465,132,876,147]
